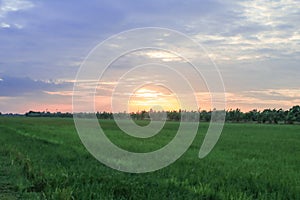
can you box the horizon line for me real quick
[1,105,299,115]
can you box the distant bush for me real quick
[21,105,300,124]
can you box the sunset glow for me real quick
[128,85,180,112]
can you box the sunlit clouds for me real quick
[136,50,184,62]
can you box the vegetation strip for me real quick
[11,105,299,124]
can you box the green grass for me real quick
[0,117,300,199]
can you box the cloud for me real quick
[178,0,300,63]
[0,0,34,29]
[238,0,299,27]
[0,22,9,28]
[0,0,299,112]
[43,91,74,96]
[0,0,34,13]
[0,75,71,97]
[134,50,184,62]
[243,89,300,102]
[225,88,300,111]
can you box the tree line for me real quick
[19,105,300,124]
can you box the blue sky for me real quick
[0,0,299,113]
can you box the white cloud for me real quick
[14,23,23,29]
[193,23,299,63]
[44,91,74,96]
[0,21,9,28]
[0,0,34,28]
[238,0,299,27]
[0,0,34,14]
[135,50,184,62]
[180,0,300,63]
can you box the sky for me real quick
[0,0,299,113]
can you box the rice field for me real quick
[0,117,299,199]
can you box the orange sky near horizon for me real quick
[1,86,299,114]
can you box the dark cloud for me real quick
[0,75,71,96]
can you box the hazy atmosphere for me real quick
[0,0,299,113]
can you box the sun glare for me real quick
[128,85,180,112]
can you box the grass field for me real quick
[0,117,300,199]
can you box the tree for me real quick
[226,109,235,122]
[274,108,285,124]
[234,108,242,122]
[286,105,300,124]
[249,109,259,122]
[200,110,211,122]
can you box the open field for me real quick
[0,117,300,199]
